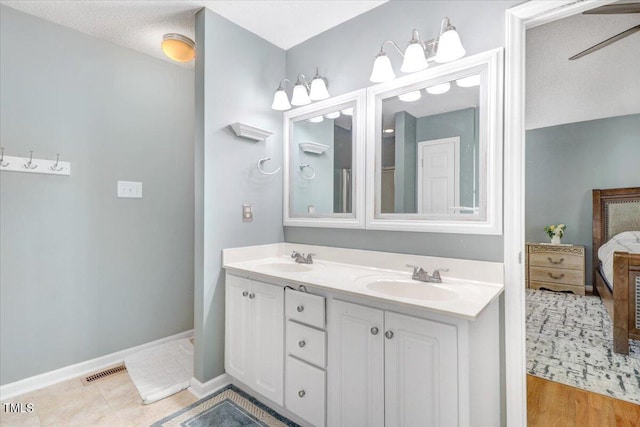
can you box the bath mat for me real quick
[526,289,640,404]
[151,384,300,426]
[124,338,193,404]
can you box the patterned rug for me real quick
[526,289,640,404]
[151,384,299,426]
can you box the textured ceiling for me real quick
[0,0,387,68]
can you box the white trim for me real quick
[188,373,232,399]
[416,137,461,215]
[503,1,614,425]
[0,329,194,401]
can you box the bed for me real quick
[592,187,640,354]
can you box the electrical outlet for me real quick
[242,204,253,222]
[117,181,142,198]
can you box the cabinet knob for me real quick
[249,293,255,299]
[385,330,394,339]
[298,340,306,348]
[242,291,248,297]
[296,305,304,312]
[298,390,306,398]
[370,327,379,335]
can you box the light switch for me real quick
[117,181,143,198]
[242,204,253,222]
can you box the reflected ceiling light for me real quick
[383,128,395,134]
[426,82,451,95]
[161,33,195,62]
[369,17,465,83]
[341,107,354,116]
[456,75,481,87]
[325,111,340,119]
[271,69,330,111]
[308,116,324,123]
[398,90,422,102]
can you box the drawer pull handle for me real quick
[249,293,255,299]
[298,340,306,348]
[298,390,306,398]
[371,327,379,335]
[296,305,304,312]
[242,291,248,297]
[385,330,394,339]
[548,272,565,280]
[547,257,564,265]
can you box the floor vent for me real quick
[82,364,127,385]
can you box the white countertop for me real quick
[222,243,504,321]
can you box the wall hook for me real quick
[0,147,8,167]
[23,151,38,170]
[50,154,63,172]
[257,157,281,175]
[297,162,316,180]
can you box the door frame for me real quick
[416,137,460,214]
[503,1,617,425]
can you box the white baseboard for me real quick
[188,373,231,399]
[0,329,194,401]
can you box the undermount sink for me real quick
[255,262,314,273]
[366,279,458,301]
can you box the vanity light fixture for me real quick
[456,74,481,87]
[271,68,330,111]
[369,17,466,83]
[161,33,196,62]
[341,107,354,116]
[324,111,340,119]
[426,82,451,94]
[398,90,422,102]
[308,116,324,123]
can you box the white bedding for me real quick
[598,231,640,287]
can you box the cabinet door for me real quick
[328,300,384,427]
[225,275,252,385]
[385,311,458,427]
[251,280,284,405]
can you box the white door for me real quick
[417,137,460,214]
[251,280,284,405]
[224,275,252,385]
[385,311,458,427]
[328,300,384,427]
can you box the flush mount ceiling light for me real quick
[271,68,330,111]
[369,17,466,83]
[161,33,195,62]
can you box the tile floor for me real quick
[0,372,197,427]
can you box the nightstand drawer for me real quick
[529,252,583,270]
[529,266,584,286]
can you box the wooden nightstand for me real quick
[525,243,585,295]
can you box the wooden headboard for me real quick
[592,187,640,283]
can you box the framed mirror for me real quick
[283,89,366,228]
[366,48,503,234]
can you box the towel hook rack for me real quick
[297,163,316,180]
[23,151,38,170]
[0,147,8,167]
[50,154,63,172]
[257,157,281,175]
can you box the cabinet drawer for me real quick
[285,356,326,427]
[529,266,584,286]
[285,290,325,329]
[529,251,583,270]
[287,321,326,368]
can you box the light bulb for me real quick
[370,52,395,83]
[324,111,340,119]
[309,77,330,101]
[456,75,481,87]
[291,83,311,106]
[426,82,451,95]
[401,42,428,73]
[308,116,324,123]
[435,28,466,63]
[271,89,291,111]
[398,90,421,102]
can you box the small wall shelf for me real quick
[299,141,330,154]
[230,123,274,141]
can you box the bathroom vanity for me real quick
[223,243,503,427]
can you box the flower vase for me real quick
[551,235,561,245]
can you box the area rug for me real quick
[151,384,300,426]
[526,288,640,404]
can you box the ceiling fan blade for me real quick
[583,3,640,14]
[569,24,640,60]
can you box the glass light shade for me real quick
[398,90,422,102]
[369,53,395,83]
[309,78,330,101]
[291,84,311,106]
[161,33,196,62]
[271,89,291,111]
[456,74,481,87]
[426,82,451,95]
[401,43,428,73]
[341,107,353,116]
[308,116,324,123]
[434,29,466,63]
[324,111,340,119]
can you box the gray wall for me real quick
[194,9,285,383]
[284,0,519,260]
[525,114,640,287]
[395,111,417,213]
[0,6,194,384]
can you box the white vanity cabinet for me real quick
[225,275,284,405]
[328,300,459,427]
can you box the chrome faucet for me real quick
[291,251,314,264]
[407,264,449,283]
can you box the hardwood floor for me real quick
[528,375,640,427]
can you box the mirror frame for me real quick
[365,48,504,234]
[283,89,366,228]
